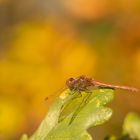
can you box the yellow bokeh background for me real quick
[0,0,140,139]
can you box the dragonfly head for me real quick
[66,77,75,90]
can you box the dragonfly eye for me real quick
[69,78,74,81]
[66,78,75,88]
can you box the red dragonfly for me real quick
[46,75,139,124]
[46,75,138,100]
[66,75,139,93]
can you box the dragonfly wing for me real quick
[69,91,93,125]
[45,86,67,101]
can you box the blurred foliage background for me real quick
[0,0,140,140]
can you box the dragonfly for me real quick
[66,75,139,92]
[46,75,139,124]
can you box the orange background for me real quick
[0,0,140,139]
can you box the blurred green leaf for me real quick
[20,134,29,140]
[104,135,117,140]
[104,113,140,140]
[123,113,140,140]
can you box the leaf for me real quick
[21,89,114,140]
[20,134,29,140]
[29,89,72,140]
[45,89,114,140]
[104,113,140,140]
[123,113,140,140]
[104,135,117,140]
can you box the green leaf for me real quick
[20,134,29,140]
[45,89,114,140]
[29,89,72,140]
[104,135,117,140]
[21,89,114,140]
[123,113,140,140]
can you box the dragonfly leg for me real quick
[68,88,82,99]
[83,90,93,104]
[76,92,82,98]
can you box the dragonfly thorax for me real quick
[66,76,95,92]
